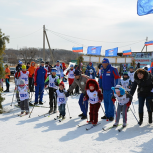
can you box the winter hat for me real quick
[144,67,148,71]
[41,61,44,63]
[19,79,25,86]
[59,82,65,87]
[5,64,8,67]
[123,72,128,76]
[129,66,134,69]
[111,85,125,95]
[74,70,81,76]
[89,62,92,65]
[102,58,109,64]
[22,65,26,70]
[70,64,74,68]
[56,60,60,63]
[45,61,49,64]
[89,83,95,89]
[18,60,23,65]
[51,68,57,72]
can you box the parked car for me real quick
[10,67,16,75]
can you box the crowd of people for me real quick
[1,58,153,127]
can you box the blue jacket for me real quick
[101,64,120,90]
[34,66,47,85]
[85,64,96,79]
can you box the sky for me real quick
[1,0,153,54]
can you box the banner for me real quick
[123,50,132,56]
[137,0,153,16]
[105,47,118,56]
[72,47,83,52]
[87,46,102,55]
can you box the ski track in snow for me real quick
[1,82,153,153]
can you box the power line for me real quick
[47,29,145,43]
[10,27,43,39]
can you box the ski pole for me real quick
[129,107,139,125]
[10,89,15,106]
[66,100,72,119]
[131,101,136,113]
[100,103,109,121]
[85,100,88,122]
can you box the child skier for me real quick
[128,66,135,87]
[84,79,103,125]
[56,82,69,119]
[45,68,60,113]
[66,64,75,95]
[111,85,132,127]
[120,72,131,92]
[15,65,29,105]
[17,79,29,115]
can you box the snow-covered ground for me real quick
[1,82,153,153]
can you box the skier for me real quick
[45,68,60,113]
[128,66,135,87]
[56,82,69,119]
[84,79,103,125]
[120,72,131,92]
[54,60,64,79]
[45,61,51,76]
[17,79,29,115]
[34,61,47,105]
[123,64,127,72]
[130,68,153,125]
[26,62,30,70]
[85,62,96,78]
[111,85,132,127]
[66,64,75,95]
[15,65,30,105]
[66,70,90,119]
[98,65,103,90]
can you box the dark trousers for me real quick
[58,104,66,116]
[138,96,152,113]
[89,103,100,124]
[49,87,57,110]
[20,99,29,112]
[5,78,9,90]
[78,93,88,116]
[29,77,34,92]
[75,85,79,94]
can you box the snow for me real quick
[1,82,153,153]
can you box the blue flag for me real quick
[105,47,118,57]
[137,0,153,16]
[87,46,102,55]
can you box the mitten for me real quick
[126,101,131,107]
[112,98,116,104]
[34,82,37,86]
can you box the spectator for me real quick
[34,61,47,105]
[101,58,120,121]
[4,64,10,92]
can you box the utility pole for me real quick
[43,25,45,62]
[45,31,55,65]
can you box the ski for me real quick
[59,117,66,122]
[86,123,101,131]
[38,112,50,117]
[78,122,92,128]
[44,112,56,117]
[102,124,122,131]
[118,125,127,132]
[54,116,61,120]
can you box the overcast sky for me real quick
[1,0,153,54]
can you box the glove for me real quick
[98,99,102,103]
[83,96,88,101]
[112,98,116,104]
[34,82,37,86]
[45,85,47,88]
[126,101,131,107]
[65,91,69,97]
[100,75,102,79]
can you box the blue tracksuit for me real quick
[34,66,47,102]
[101,64,120,118]
[85,64,96,79]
